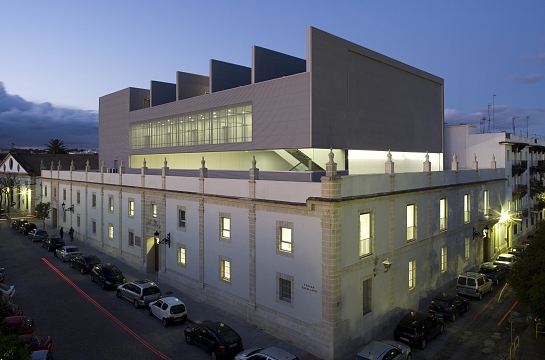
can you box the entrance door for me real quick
[154,243,159,271]
[483,236,490,262]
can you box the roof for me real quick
[1,152,98,176]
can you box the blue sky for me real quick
[1,1,544,148]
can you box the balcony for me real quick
[530,180,545,196]
[512,184,528,200]
[512,160,528,176]
[530,160,545,175]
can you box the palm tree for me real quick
[45,139,68,154]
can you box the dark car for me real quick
[428,293,469,322]
[90,263,126,290]
[41,236,65,252]
[21,223,38,235]
[29,229,49,242]
[12,219,28,230]
[21,334,53,353]
[394,310,444,349]
[185,321,243,359]
[478,262,506,285]
[0,267,4,283]
[508,245,527,256]
[3,302,23,317]
[3,316,36,335]
[70,255,102,274]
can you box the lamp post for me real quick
[493,95,496,131]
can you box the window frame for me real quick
[128,199,135,218]
[108,195,114,213]
[128,230,134,246]
[276,272,294,307]
[276,221,294,257]
[463,194,470,224]
[108,224,114,240]
[151,204,157,218]
[362,277,372,316]
[406,204,416,242]
[76,191,81,205]
[439,198,447,231]
[441,246,447,273]
[464,237,470,259]
[92,219,97,234]
[359,210,373,258]
[178,206,186,230]
[220,256,231,283]
[408,259,416,290]
[178,245,186,267]
[220,213,231,241]
[92,193,97,208]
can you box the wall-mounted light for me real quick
[473,225,489,240]
[61,202,74,213]
[373,258,392,277]
[154,231,170,248]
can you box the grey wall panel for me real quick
[176,71,209,100]
[210,60,251,93]
[129,88,150,111]
[308,27,443,153]
[151,81,176,106]
[99,88,131,168]
[252,46,306,84]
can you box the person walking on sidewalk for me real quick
[59,227,64,240]
[69,227,74,242]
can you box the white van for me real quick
[456,272,493,300]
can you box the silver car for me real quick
[354,340,411,360]
[235,346,299,360]
[0,283,15,302]
[493,253,517,270]
[55,246,82,262]
[116,279,162,308]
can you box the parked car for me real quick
[236,346,300,360]
[90,263,126,290]
[21,223,37,235]
[478,262,506,285]
[508,245,527,256]
[185,321,243,359]
[456,272,493,300]
[428,292,469,321]
[69,255,101,274]
[393,310,444,350]
[3,302,23,317]
[0,283,15,301]
[42,236,65,252]
[148,297,187,326]
[352,340,411,360]
[521,236,534,246]
[0,267,4,283]
[21,334,53,353]
[116,279,162,308]
[12,219,28,230]
[29,229,49,242]
[493,253,517,270]
[54,245,82,262]
[3,316,36,335]
[30,350,53,360]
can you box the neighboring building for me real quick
[0,152,98,214]
[38,27,528,359]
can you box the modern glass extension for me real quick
[130,104,252,149]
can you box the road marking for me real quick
[473,287,505,320]
[498,301,518,326]
[42,258,171,360]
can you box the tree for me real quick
[45,138,68,154]
[35,202,51,229]
[509,222,545,323]
[0,173,24,214]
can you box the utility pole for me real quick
[512,117,518,135]
[493,95,496,132]
[526,116,529,138]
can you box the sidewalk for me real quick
[513,323,545,359]
[10,208,322,360]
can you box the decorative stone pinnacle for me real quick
[328,148,334,164]
[163,157,168,167]
[201,156,205,168]
[387,150,392,162]
[86,159,90,167]
[473,153,477,162]
[453,153,457,162]
[251,155,257,169]
[425,151,429,161]
[143,158,147,167]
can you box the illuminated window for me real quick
[178,246,186,266]
[408,260,416,290]
[407,204,416,241]
[108,196,114,212]
[441,246,447,273]
[464,194,470,223]
[108,224,114,239]
[128,200,135,217]
[220,258,231,282]
[483,191,490,216]
[359,212,372,257]
[220,215,230,239]
[439,198,447,231]
[151,204,157,218]
[465,237,470,259]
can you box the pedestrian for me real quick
[69,227,74,242]
[59,227,64,240]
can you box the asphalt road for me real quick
[0,218,317,360]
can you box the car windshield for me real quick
[479,269,493,275]
[497,256,512,262]
[85,256,100,263]
[431,299,449,307]
[67,248,80,253]
[219,330,240,343]
[103,267,122,276]
[170,304,186,314]
[143,286,161,296]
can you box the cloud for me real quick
[0,82,98,149]
[538,53,545,64]
[511,74,542,83]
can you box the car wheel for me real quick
[185,334,192,344]
[162,318,168,327]
[478,292,483,301]
[451,313,456,322]
[134,300,139,309]
[439,323,444,334]
[116,290,122,298]
[148,308,153,316]
[420,338,427,350]
[210,352,217,360]
[80,267,84,274]
[101,282,106,290]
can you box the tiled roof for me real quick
[7,153,99,176]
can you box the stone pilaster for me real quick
[248,205,256,312]
[198,198,205,289]
[162,158,169,190]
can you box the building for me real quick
[38,27,533,359]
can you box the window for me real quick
[362,278,372,316]
[63,189,66,201]
[178,208,186,228]
[44,186,47,197]
[277,273,293,305]
[128,200,135,217]
[359,212,372,257]
[507,150,510,161]
[465,237,470,259]
[108,224,114,239]
[62,210,66,222]
[92,193,96,208]
[508,200,511,212]
[128,231,134,246]
[151,204,157,218]
[108,196,114,212]
[483,191,489,216]
[220,258,231,282]
[76,215,80,227]
[178,246,186,266]
[77,191,80,204]
[53,187,56,198]
[407,204,416,241]
[463,194,470,223]
[220,215,230,239]
[92,220,96,234]
[441,246,447,273]
[408,260,416,290]
[439,198,447,231]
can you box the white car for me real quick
[235,347,299,360]
[148,296,187,327]
[493,253,517,270]
[55,246,82,262]
[354,340,411,360]
[0,283,15,302]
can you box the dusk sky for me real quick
[1,1,544,149]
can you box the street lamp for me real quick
[154,231,171,248]
[373,258,393,276]
[61,202,74,213]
